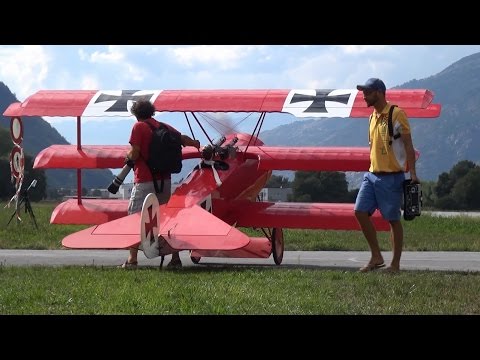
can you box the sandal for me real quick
[118,260,138,269]
[382,266,400,273]
[358,262,385,273]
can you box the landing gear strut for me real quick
[271,228,284,265]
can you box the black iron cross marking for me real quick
[95,90,154,112]
[144,205,158,246]
[290,90,351,113]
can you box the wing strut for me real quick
[183,112,197,141]
[244,112,266,154]
[76,115,83,205]
[190,112,214,145]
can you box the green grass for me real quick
[2,201,480,251]
[0,202,87,249]
[0,266,479,314]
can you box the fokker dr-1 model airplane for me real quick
[3,89,441,265]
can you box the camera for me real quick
[108,164,132,194]
[403,179,422,221]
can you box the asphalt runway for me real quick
[1,249,479,272]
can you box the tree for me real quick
[291,171,350,202]
[435,160,477,199]
[0,158,15,199]
[434,172,452,199]
[451,167,480,210]
[20,155,46,202]
[47,188,61,200]
[420,180,437,208]
[0,127,11,156]
[266,174,291,188]
[0,153,46,201]
[0,125,47,201]
[434,160,480,210]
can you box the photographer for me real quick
[119,100,200,269]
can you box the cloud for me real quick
[168,45,261,70]
[0,45,50,100]
[338,45,391,55]
[79,45,125,64]
[77,45,146,86]
[80,75,100,90]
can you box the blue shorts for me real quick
[354,172,404,221]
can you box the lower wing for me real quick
[215,199,390,231]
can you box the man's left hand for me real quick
[411,174,420,184]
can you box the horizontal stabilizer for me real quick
[62,213,142,249]
[158,204,250,250]
[62,204,250,251]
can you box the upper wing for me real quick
[4,89,440,118]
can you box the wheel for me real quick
[191,256,201,264]
[271,228,284,265]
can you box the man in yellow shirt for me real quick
[354,78,419,273]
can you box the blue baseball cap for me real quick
[356,78,386,93]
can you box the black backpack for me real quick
[145,121,183,193]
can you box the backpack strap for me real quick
[144,120,164,194]
[388,105,400,145]
[368,113,373,145]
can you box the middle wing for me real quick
[34,145,202,169]
[244,146,371,171]
[243,146,419,171]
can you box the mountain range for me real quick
[1,52,480,190]
[0,83,113,189]
[259,52,480,186]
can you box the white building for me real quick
[117,182,134,200]
[258,188,292,202]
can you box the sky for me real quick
[2,45,480,133]
[2,45,480,181]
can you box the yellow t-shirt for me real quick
[368,103,411,172]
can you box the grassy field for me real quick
[1,201,480,314]
[2,202,480,251]
[1,266,479,314]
